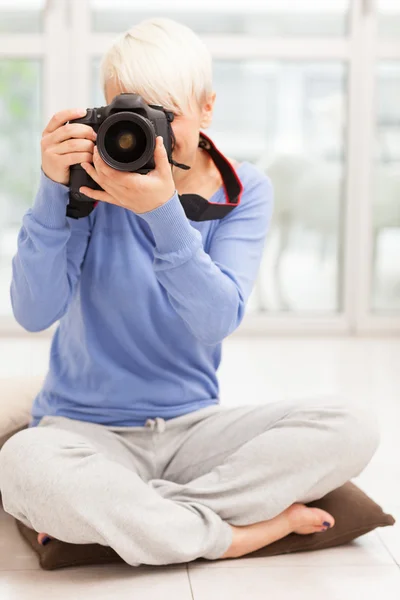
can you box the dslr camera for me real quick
[67,93,177,218]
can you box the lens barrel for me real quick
[96,112,155,171]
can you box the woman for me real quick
[0,18,379,566]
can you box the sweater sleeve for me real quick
[138,175,274,345]
[10,170,94,332]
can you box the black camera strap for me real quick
[176,131,243,221]
[66,131,243,221]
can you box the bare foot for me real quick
[286,503,335,535]
[37,532,52,546]
[220,503,335,559]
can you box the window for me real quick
[371,63,400,313]
[1,0,399,333]
[206,62,347,313]
[0,0,45,33]
[90,0,350,37]
[0,59,41,317]
[378,0,400,38]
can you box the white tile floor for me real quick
[0,335,399,599]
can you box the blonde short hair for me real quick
[100,17,213,116]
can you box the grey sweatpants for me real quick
[0,397,380,567]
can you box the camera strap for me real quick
[175,131,243,221]
[66,131,243,221]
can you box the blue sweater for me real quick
[11,162,273,428]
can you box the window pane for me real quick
[378,0,400,38]
[92,59,347,314]
[371,63,400,314]
[0,0,45,33]
[0,60,41,317]
[90,0,349,37]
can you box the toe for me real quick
[310,508,335,528]
[319,510,335,529]
[287,503,335,535]
[310,510,335,532]
[37,532,52,546]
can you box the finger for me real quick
[93,147,130,187]
[79,186,116,205]
[81,161,102,186]
[64,152,95,167]
[46,123,97,146]
[81,162,123,195]
[52,138,95,156]
[43,108,87,135]
[42,124,96,153]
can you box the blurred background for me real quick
[0,0,399,336]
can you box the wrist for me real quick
[41,164,68,186]
[137,191,201,254]
[135,187,177,215]
[31,170,70,229]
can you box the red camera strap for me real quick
[177,131,243,221]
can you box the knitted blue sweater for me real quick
[11,162,273,427]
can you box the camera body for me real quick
[68,93,175,209]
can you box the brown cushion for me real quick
[13,481,395,570]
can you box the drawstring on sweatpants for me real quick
[144,417,166,433]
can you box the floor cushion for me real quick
[13,481,395,570]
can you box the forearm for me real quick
[11,172,77,332]
[155,249,243,345]
[138,192,243,345]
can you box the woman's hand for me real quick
[41,108,96,185]
[79,136,176,214]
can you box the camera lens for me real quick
[97,112,155,171]
[104,121,146,163]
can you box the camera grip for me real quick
[70,164,102,196]
[67,164,102,219]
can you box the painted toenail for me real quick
[323,521,331,528]
[42,536,51,545]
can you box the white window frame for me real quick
[0,0,399,336]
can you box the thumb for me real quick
[154,136,170,174]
